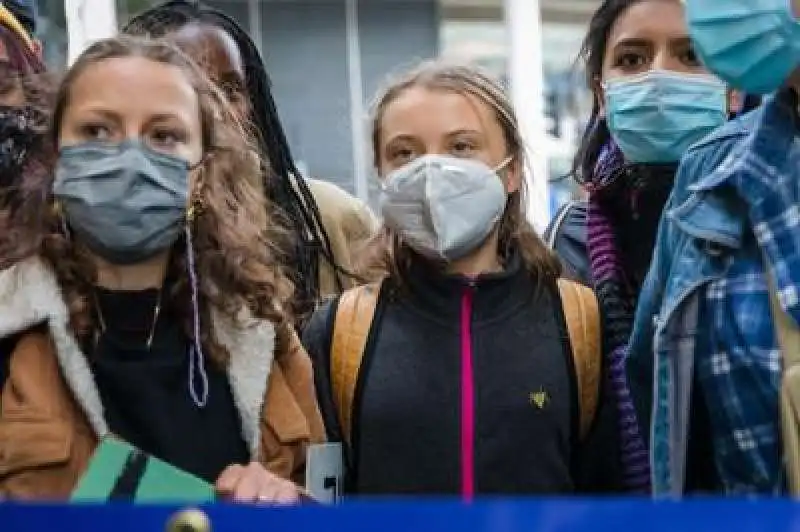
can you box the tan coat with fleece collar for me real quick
[0,257,324,500]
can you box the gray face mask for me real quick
[53,141,190,265]
[380,154,511,262]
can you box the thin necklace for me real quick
[93,289,163,349]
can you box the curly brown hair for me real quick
[361,61,561,285]
[0,35,293,365]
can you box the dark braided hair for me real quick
[123,0,343,322]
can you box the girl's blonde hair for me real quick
[361,60,561,284]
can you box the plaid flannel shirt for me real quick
[701,254,782,493]
[696,90,800,494]
[628,90,798,495]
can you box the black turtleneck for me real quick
[600,163,677,291]
[89,287,248,483]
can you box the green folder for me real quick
[71,438,216,503]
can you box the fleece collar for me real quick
[0,257,275,460]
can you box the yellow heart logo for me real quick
[530,389,549,409]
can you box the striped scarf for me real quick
[587,141,652,493]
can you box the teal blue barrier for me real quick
[1,499,799,532]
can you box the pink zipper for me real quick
[460,284,475,502]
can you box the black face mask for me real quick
[0,105,45,190]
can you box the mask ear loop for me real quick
[493,156,516,191]
[493,156,514,174]
[54,201,72,241]
[185,176,209,408]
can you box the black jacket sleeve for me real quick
[571,299,630,495]
[572,367,627,494]
[301,299,344,444]
[545,202,591,286]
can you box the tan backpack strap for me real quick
[557,278,602,440]
[766,267,800,367]
[762,259,800,495]
[331,282,381,444]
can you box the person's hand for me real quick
[215,462,300,505]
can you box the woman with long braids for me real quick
[124,0,377,326]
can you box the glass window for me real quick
[33,0,170,70]
[37,0,67,69]
[116,0,162,28]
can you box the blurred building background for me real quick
[37,0,600,226]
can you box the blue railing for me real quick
[3,499,800,532]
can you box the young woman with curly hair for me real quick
[0,35,323,503]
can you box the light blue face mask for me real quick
[686,0,800,95]
[603,70,728,164]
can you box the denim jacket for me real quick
[626,93,798,496]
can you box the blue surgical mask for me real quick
[686,0,800,95]
[603,70,727,164]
